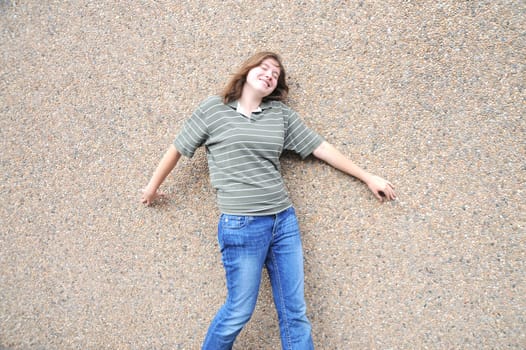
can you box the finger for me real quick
[386,188,396,200]
[140,192,153,206]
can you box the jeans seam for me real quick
[270,249,292,350]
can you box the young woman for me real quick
[141,52,396,350]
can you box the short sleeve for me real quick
[282,105,324,159]
[173,102,209,158]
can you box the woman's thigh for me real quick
[265,208,306,304]
[218,214,274,307]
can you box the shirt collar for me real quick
[227,99,274,111]
[236,102,261,115]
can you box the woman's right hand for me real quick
[140,187,166,206]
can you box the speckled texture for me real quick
[1,1,524,349]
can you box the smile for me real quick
[259,78,271,88]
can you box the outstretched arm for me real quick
[312,141,396,201]
[141,144,182,205]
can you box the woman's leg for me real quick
[202,214,273,350]
[265,207,314,350]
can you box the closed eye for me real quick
[261,64,280,79]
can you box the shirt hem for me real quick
[219,204,293,216]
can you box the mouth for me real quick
[259,78,271,88]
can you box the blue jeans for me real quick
[202,207,314,350]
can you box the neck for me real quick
[239,85,263,113]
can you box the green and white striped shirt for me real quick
[174,96,324,215]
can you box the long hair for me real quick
[222,52,289,104]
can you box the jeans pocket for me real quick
[219,214,250,230]
[218,214,252,252]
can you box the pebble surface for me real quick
[1,1,524,349]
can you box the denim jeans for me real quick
[202,206,314,350]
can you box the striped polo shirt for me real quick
[174,96,324,215]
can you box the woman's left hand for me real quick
[366,175,396,202]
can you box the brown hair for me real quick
[222,52,289,104]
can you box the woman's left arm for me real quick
[312,141,396,201]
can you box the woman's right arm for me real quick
[141,144,182,206]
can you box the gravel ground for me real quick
[1,1,524,349]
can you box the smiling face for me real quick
[244,58,281,98]
[222,52,289,104]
